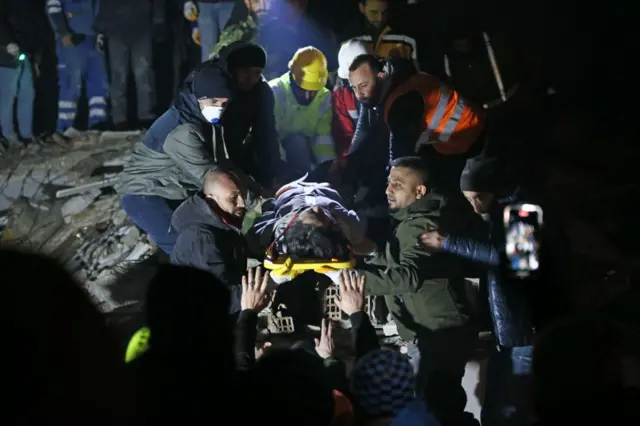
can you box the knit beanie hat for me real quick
[338,39,373,79]
[459,155,500,192]
[350,349,416,417]
[225,42,267,71]
[193,63,234,100]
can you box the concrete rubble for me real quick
[0,131,155,312]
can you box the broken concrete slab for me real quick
[56,177,120,199]
[61,190,102,223]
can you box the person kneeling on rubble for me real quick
[170,170,249,314]
[115,42,282,255]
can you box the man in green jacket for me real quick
[354,156,477,426]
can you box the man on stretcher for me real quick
[250,174,376,284]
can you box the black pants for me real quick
[406,323,478,426]
[108,33,156,125]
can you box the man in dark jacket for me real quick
[116,41,281,255]
[348,53,485,194]
[170,170,247,313]
[341,55,416,245]
[419,155,571,426]
[94,0,165,129]
[354,156,476,426]
[0,0,45,147]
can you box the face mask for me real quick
[201,106,224,124]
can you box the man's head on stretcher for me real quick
[258,177,364,279]
[276,208,351,262]
[265,211,354,280]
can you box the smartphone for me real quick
[503,204,543,278]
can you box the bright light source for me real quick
[18,53,26,61]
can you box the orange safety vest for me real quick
[383,72,485,155]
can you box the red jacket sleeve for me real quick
[331,88,356,159]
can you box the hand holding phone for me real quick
[504,204,543,278]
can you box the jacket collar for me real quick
[390,191,444,222]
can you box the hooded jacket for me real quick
[116,41,281,199]
[357,192,470,341]
[170,192,247,314]
[443,187,571,347]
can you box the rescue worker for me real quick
[269,46,335,179]
[183,0,236,62]
[0,0,44,147]
[347,53,485,192]
[340,0,418,64]
[171,170,248,314]
[94,0,165,130]
[350,156,475,426]
[46,0,108,138]
[331,39,371,161]
[116,42,281,255]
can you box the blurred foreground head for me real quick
[533,316,640,424]
[247,348,335,426]
[145,264,232,359]
[1,248,135,425]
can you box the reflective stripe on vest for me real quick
[384,72,485,156]
[269,73,336,163]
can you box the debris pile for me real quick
[0,131,155,312]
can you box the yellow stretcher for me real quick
[263,246,355,279]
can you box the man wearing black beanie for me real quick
[116,41,281,256]
[420,154,572,426]
[458,155,501,220]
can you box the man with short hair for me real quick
[347,53,484,191]
[331,39,371,161]
[116,41,281,255]
[352,156,476,426]
[170,169,248,314]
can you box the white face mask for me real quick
[201,106,225,124]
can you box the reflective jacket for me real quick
[383,72,485,156]
[46,0,98,37]
[269,72,336,164]
[354,26,417,61]
[332,80,359,159]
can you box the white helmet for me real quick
[337,39,373,80]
